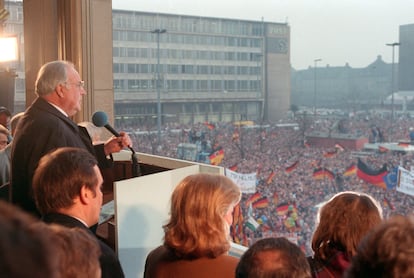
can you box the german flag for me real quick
[343,164,357,177]
[252,198,269,209]
[276,203,290,216]
[285,161,299,174]
[356,159,388,189]
[209,147,224,165]
[313,168,335,180]
[266,171,276,184]
[323,150,337,158]
[246,192,262,205]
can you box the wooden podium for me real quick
[98,151,224,277]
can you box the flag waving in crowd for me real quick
[356,158,388,189]
[285,161,299,174]
[313,167,335,180]
[209,147,224,165]
[343,163,357,176]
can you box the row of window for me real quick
[113,30,263,48]
[115,102,259,116]
[113,47,263,62]
[113,63,261,75]
[113,12,266,37]
[114,79,261,92]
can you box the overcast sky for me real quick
[112,0,413,70]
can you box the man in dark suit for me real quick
[11,60,132,215]
[32,147,124,278]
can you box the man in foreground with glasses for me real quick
[11,60,132,216]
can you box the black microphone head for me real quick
[92,111,108,127]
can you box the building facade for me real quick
[291,56,394,112]
[399,23,414,91]
[112,10,291,126]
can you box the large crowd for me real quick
[125,111,414,256]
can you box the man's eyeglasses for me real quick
[64,80,85,89]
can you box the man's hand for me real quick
[103,132,132,156]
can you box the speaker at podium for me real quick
[98,150,246,278]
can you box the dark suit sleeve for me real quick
[94,143,113,169]
[99,242,125,278]
[78,126,113,169]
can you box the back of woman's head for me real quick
[311,191,382,260]
[164,173,241,259]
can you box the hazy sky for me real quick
[112,0,413,70]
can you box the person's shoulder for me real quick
[217,254,239,264]
[43,213,87,229]
[146,245,174,262]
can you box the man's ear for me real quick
[55,83,65,98]
[79,185,92,205]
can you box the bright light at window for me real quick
[0,36,18,62]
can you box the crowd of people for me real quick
[125,111,414,256]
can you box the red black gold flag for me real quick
[313,168,335,180]
[209,147,224,165]
[285,161,299,174]
[323,150,337,158]
[343,164,357,176]
[252,198,269,209]
[246,192,262,205]
[356,159,388,189]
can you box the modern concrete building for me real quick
[112,10,291,126]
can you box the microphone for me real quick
[92,111,120,137]
[92,111,141,177]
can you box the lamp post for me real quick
[151,28,166,145]
[313,58,322,116]
[386,42,400,122]
[255,53,264,121]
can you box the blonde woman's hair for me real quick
[163,173,241,259]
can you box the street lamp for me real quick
[151,28,166,145]
[386,42,400,121]
[313,58,322,115]
[255,53,264,121]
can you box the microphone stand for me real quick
[128,147,141,177]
